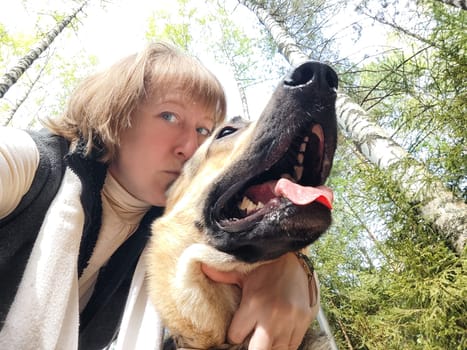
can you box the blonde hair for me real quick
[44,42,227,162]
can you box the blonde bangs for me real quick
[144,48,227,127]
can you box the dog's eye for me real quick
[216,126,238,139]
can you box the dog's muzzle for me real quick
[204,61,339,263]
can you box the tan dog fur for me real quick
[146,119,262,348]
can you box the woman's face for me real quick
[109,92,215,206]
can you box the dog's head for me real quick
[161,61,338,263]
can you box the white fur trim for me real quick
[0,168,84,350]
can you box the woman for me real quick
[0,42,318,350]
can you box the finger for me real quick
[288,326,307,350]
[201,264,244,287]
[247,325,274,350]
[227,304,256,344]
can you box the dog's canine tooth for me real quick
[239,196,250,210]
[294,165,304,181]
[299,141,307,153]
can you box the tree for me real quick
[237,0,466,254]
[356,0,466,195]
[0,0,90,99]
[313,142,466,348]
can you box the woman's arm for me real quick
[0,127,39,219]
[202,252,319,350]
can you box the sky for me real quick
[0,0,267,119]
[0,0,392,123]
[73,0,275,118]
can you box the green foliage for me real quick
[145,1,194,50]
[0,24,37,69]
[208,0,289,118]
[311,146,466,349]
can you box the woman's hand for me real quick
[201,252,319,350]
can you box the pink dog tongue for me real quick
[245,179,333,209]
[274,178,333,209]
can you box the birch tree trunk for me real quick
[0,0,90,99]
[238,0,466,254]
[221,50,252,120]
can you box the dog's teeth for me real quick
[297,153,304,165]
[300,142,307,153]
[294,166,303,181]
[238,196,265,215]
[239,196,257,212]
[239,196,253,210]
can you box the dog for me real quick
[146,61,338,350]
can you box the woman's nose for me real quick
[175,130,199,161]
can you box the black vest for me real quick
[0,130,163,349]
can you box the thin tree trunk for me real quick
[434,0,467,10]
[3,68,43,126]
[0,0,89,99]
[238,0,466,254]
[316,307,339,350]
[327,298,355,350]
[223,51,251,119]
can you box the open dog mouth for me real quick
[212,122,333,233]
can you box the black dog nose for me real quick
[284,61,338,90]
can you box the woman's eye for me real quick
[216,126,238,139]
[196,127,212,137]
[161,112,178,123]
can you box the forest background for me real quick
[1,0,465,349]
